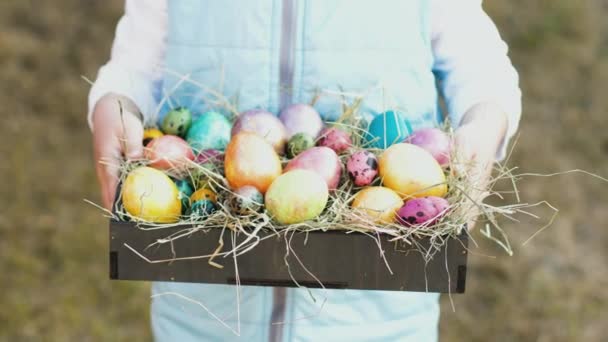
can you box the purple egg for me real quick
[232,109,287,154]
[397,198,440,227]
[404,128,452,166]
[346,150,378,187]
[279,104,324,139]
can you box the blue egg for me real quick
[186,111,232,152]
[366,110,413,149]
[187,199,218,219]
[174,179,194,212]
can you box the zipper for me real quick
[270,3,297,340]
[279,0,298,109]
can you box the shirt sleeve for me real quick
[87,0,168,130]
[431,0,522,160]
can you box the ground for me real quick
[0,0,607,341]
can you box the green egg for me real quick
[162,107,193,137]
[187,199,218,219]
[286,133,315,158]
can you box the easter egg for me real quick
[378,143,447,198]
[366,110,412,149]
[284,146,342,190]
[397,196,449,227]
[279,104,324,139]
[231,109,287,154]
[346,150,379,187]
[286,133,315,158]
[265,169,329,225]
[144,135,195,171]
[161,107,192,137]
[228,185,264,215]
[224,132,282,193]
[187,199,218,219]
[190,188,217,203]
[186,111,232,152]
[143,128,164,146]
[351,186,403,224]
[122,167,181,223]
[174,179,194,211]
[404,128,452,166]
[317,127,352,154]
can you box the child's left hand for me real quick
[453,102,509,230]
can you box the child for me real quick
[89,1,520,340]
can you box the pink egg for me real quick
[144,135,195,171]
[397,198,438,226]
[346,150,378,187]
[279,104,324,139]
[404,128,452,166]
[426,196,449,217]
[284,146,342,190]
[231,109,287,154]
[318,127,352,154]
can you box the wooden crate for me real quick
[109,220,468,293]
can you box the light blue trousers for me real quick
[151,282,439,341]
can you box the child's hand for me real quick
[92,93,144,210]
[453,102,508,229]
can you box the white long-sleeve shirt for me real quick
[88,0,521,157]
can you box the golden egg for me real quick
[378,143,447,198]
[351,186,403,224]
[122,166,181,223]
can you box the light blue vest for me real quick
[152,1,441,341]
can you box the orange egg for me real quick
[351,186,403,224]
[190,188,217,203]
[224,132,282,193]
[378,143,447,198]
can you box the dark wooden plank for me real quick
[110,221,468,293]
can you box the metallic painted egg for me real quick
[231,109,287,154]
[279,104,324,139]
[187,199,218,219]
[186,111,232,152]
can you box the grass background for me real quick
[1,0,607,341]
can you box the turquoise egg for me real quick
[366,110,413,149]
[186,111,232,152]
[174,179,194,211]
[162,107,192,137]
[187,199,218,219]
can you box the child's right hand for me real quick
[91,93,144,210]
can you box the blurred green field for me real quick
[1,1,607,341]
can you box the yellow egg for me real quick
[190,188,217,203]
[351,186,403,224]
[122,166,181,223]
[265,169,329,225]
[143,128,164,145]
[378,143,447,198]
[224,132,282,194]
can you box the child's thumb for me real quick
[124,123,144,160]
